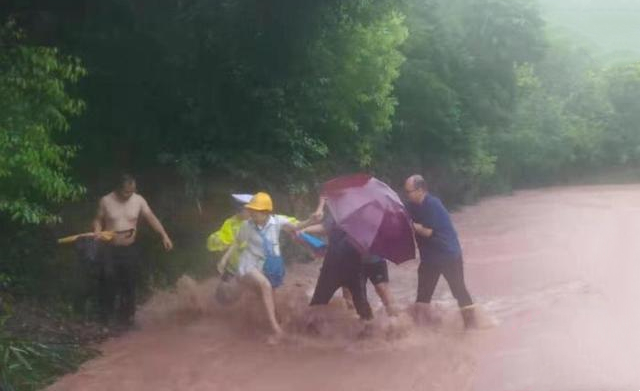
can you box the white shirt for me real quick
[235,214,293,276]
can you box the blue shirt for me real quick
[406,195,462,262]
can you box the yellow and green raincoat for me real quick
[207,214,298,273]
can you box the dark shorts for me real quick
[363,260,389,285]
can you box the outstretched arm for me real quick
[311,196,327,221]
[301,223,326,236]
[283,196,327,233]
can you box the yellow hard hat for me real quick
[245,192,273,212]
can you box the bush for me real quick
[0,316,97,391]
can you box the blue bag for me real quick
[256,227,285,288]
[298,232,327,250]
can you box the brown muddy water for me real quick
[49,184,640,391]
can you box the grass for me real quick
[0,311,99,391]
[0,333,98,391]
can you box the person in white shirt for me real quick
[218,192,317,344]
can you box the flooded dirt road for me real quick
[49,184,640,391]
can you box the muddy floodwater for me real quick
[49,184,640,391]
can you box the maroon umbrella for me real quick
[321,174,416,264]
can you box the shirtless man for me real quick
[92,174,173,326]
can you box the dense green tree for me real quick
[387,0,546,198]
[1,0,639,328]
[0,19,85,224]
[604,62,640,164]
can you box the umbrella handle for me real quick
[57,233,95,244]
[115,228,135,238]
[57,229,135,244]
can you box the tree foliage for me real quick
[0,19,85,224]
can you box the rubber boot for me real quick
[460,305,478,329]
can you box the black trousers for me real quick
[97,244,140,324]
[310,230,373,320]
[416,255,473,308]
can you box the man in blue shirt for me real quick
[404,174,477,329]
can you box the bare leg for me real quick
[374,282,398,316]
[240,269,283,338]
[341,286,355,310]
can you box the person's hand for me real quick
[413,223,433,238]
[309,211,322,223]
[310,197,327,222]
[162,235,174,251]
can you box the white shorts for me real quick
[236,255,265,277]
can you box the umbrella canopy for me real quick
[321,174,416,264]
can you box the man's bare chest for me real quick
[104,200,141,223]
